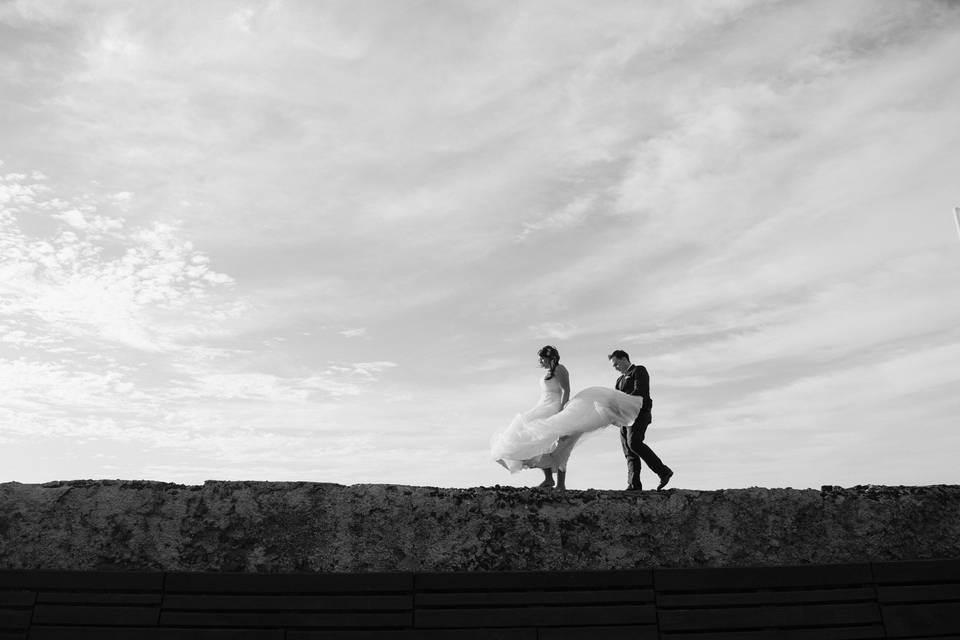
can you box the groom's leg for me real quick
[636,443,668,477]
[620,425,642,490]
[631,421,670,478]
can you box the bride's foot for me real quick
[537,469,555,488]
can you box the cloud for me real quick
[529,322,580,341]
[0,357,145,415]
[166,360,397,403]
[0,171,238,351]
[0,176,49,205]
[173,373,310,403]
[1,330,29,344]
[53,208,124,233]
[227,7,256,34]
[302,361,398,396]
[517,194,597,241]
[465,358,516,374]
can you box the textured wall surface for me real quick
[1,481,958,571]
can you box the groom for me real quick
[609,349,673,491]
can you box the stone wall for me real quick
[1,481,958,571]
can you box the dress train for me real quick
[492,386,644,472]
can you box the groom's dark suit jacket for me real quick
[616,364,653,425]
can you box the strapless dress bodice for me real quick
[537,375,563,406]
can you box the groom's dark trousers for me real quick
[617,364,669,490]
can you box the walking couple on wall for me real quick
[491,345,674,492]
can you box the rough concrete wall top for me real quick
[1,481,958,572]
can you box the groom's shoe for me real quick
[656,468,674,491]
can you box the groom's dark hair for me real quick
[608,349,630,361]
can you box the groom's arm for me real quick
[627,367,653,424]
[622,367,649,398]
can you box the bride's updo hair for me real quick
[538,345,560,380]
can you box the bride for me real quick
[491,347,647,490]
[492,345,575,489]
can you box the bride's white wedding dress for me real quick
[492,375,568,473]
[492,378,646,473]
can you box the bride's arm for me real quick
[555,364,571,409]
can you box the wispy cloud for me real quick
[517,195,597,241]
[1,173,237,352]
[529,322,581,341]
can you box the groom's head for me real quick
[608,349,631,373]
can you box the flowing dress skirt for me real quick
[491,386,645,472]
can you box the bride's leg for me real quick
[537,468,555,488]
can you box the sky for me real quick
[2,0,959,491]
